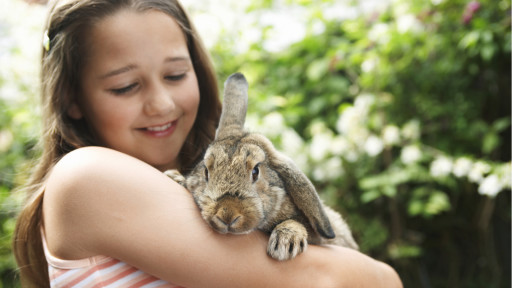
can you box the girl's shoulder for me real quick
[42,146,187,260]
[46,146,163,200]
[53,146,151,175]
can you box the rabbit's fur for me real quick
[166,73,358,261]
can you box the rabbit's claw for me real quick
[267,219,308,261]
[164,169,186,186]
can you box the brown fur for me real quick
[166,73,358,261]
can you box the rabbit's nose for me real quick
[210,209,245,234]
[215,214,241,228]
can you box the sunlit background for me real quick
[0,0,510,287]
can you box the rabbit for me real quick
[165,73,358,261]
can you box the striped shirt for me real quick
[42,235,183,287]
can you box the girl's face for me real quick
[72,9,199,171]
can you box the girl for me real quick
[13,0,403,287]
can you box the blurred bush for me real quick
[212,0,511,287]
[1,1,45,286]
[1,0,510,287]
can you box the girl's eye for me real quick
[165,73,186,81]
[110,83,138,95]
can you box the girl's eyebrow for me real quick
[99,64,137,79]
[164,56,191,64]
[99,57,191,80]
[164,56,191,65]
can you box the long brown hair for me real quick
[13,0,221,286]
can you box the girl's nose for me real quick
[144,83,175,116]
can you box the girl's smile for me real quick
[139,120,178,137]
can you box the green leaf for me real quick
[306,58,330,81]
[361,189,382,203]
[424,191,451,216]
[480,44,496,61]
[492,117,511,132]
[389,243,422,259]
[458,31,479,49]
[482,132,500,154]
[407,188,451,218]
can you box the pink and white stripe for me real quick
[43,234,182,287]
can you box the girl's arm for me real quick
[43,146,402,288]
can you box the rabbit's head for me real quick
[187,136,287,234]
[185,73,335,238]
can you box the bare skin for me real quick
[42,146,402,288]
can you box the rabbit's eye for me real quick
[252,165,260,182]
[204,167,209,182]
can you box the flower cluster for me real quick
[462,1,481,24]
[251,90,510,199]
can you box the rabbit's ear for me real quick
[271,152,335,239]
[216,73,249,140]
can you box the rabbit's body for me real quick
[166,73,358,261]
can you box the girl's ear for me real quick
[67,102,83,120]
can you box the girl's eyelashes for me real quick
[108,72,187,95]
[165,73,186,82]
[109,83,138,95]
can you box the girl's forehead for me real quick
[82,9,189,75]
[89,9,183,40]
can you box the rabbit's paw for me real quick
[267,219,308,261]
[164,169,186,186]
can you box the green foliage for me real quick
[0,99,39,287]
[0,1,44,286]
[211,0,511,287]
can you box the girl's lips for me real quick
[147,122,173,132]
[139,121,177,137]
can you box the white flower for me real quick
[468,161,492,183]
[330,136,350,156]
[478,174,503,197]
[336,106,358,134]
[430,157,453,178]
[336,104,373,151]
[364,135,384,157]
[396,14,424,34]
[452,157,473,178]
[351,128,371,150]
[310,133,333,161]
[312,157,344,181]
[260,10,307,52]
[401,120,421,140]
[495,162,511,189]
[361,58,378,73]
[281,129,304,157]
[368,23,390,44]
[382,125,401,146]
[344,150,360,163]
[400,145,422,165]
[261,112,285,137]
[354,93,375,112]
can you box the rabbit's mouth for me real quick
[204,197,263,235]
[210,215,254,235]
